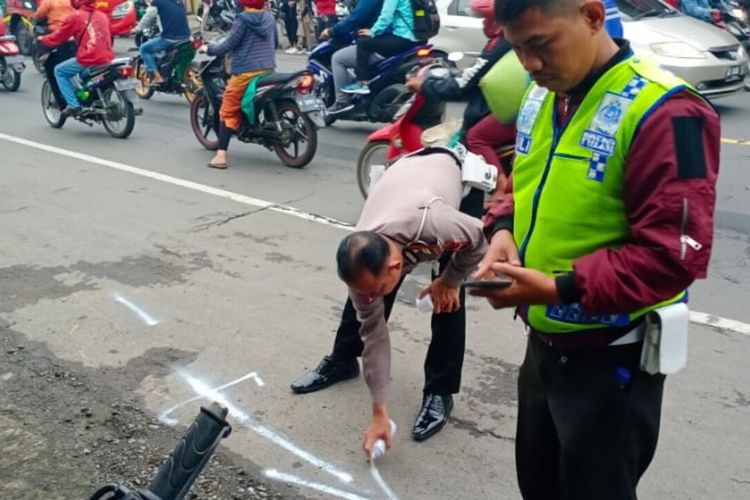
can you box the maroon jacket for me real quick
[485,43,720,330]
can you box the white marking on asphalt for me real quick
[181,373,355,485]
[690,311,750,337]
[264,469,370,500]
[113,292,159,326]
[158,371,265,426]
[0,132,354,231]
[4,132,750,337]
[370,460,399,500]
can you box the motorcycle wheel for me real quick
[101,88,136,139]
[134,62,155,100]
[1,68,21,91]
[32,47,45,73]
[190,92,220,150]
[356,140,391,199]
[273,101,318,169]
[41,80,66,128]
[182,63,202,104]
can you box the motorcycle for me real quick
[41,41,142,138]
[0,32,24,91]
[190,36,326,168]
[356,58,515,199]
[197,0,236,34]
[131,25,203,103]
[307,40,446,126]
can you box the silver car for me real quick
[432,0,748,97]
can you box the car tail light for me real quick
[118,65,133,78]
[297,74,314,94]
[416,48,431,57]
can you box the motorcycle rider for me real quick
[341,0,418,95]
[318,0,384,114]
[134,0,191,84]
[198,0,276,169]
[407,0,515,205]
[33,0,74,33]
[681,0,732,23]
[39,0,114,117]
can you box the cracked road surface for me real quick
[0,52,749,499]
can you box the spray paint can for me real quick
[371,420,397,459]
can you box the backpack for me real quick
[410,0,440,42]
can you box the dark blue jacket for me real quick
[330,0,384,42]
[152,0,190,41]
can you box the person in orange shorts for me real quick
[198,0,277,169]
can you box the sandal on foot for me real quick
[208,162,228,169]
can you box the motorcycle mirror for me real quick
[447,51,465,63]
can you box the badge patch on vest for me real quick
[516,87,547,155]
[580,76,647,182]
[546,303,630,326]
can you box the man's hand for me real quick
[198,44,209,54]
[468,262,559,309]
[406,76,422,93]
[419,276,460,314]
[319,28,330,40]
[358,28,371,37]
[473,229,520,280]
[711,9,723,22]
[363,404,392,459]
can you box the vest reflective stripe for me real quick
[513,56,700,333]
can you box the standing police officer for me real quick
[473,0,720,498]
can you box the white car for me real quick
[431,0,748,97]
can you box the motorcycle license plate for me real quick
[4,55,23,65]
[114,78,138,91]
[726,65,742,81]
[296,97,325,113]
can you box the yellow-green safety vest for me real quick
[513,55,704,333]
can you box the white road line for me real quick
[370,460,399,500]
[113,293,159,326]
[158,371,264,425]
[264,469,370,500]
[181,373,356,485]
[3,132,750,338]
[690,311,750,337]
[0,132,354,232]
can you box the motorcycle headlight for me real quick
[649,42,706,59]
[112,1,134,18]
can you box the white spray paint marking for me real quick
[158,371,265,426]
[690,311,750,337]
[181,373,355,485]
[0,132,354,232]
[4,132,750,338]
[370,461,399,500]
[264,469,370,500]
[113,293,159,326]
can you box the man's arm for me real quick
[351,292,391,404]
[134,5,158,32]
[427,203,488,287]
[207,18,246,56]
[331,0,378,39]
[680,0,716,22]
[564,92,720,313]
[369,0,398,37]
[41,12,77,46]
[33,0,50,20]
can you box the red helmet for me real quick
[71,0,96,8]
[239,0,266,8]
[467,0,501,38]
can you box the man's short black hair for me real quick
[336,231,391,284]
[495,0,579,23]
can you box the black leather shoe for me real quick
[412,393,453,442]
[290,355,359,394]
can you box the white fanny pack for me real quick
[640,303,690,375]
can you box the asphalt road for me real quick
[1,46,749,499]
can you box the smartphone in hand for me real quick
[462,277,513,289]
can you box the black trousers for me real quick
[285,14,298,47]
[330,189,484,395]
[516,334,666,500]
[355,34,418,81]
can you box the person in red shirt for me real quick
[39,0,114,116]
[314,0,337,40]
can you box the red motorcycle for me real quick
[0,25,25,92]
[355,62,450,198]
[355,61,515,199]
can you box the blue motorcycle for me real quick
[307,40,446,125]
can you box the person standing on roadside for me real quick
[281,0,299,52]
[472,0,720,498]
